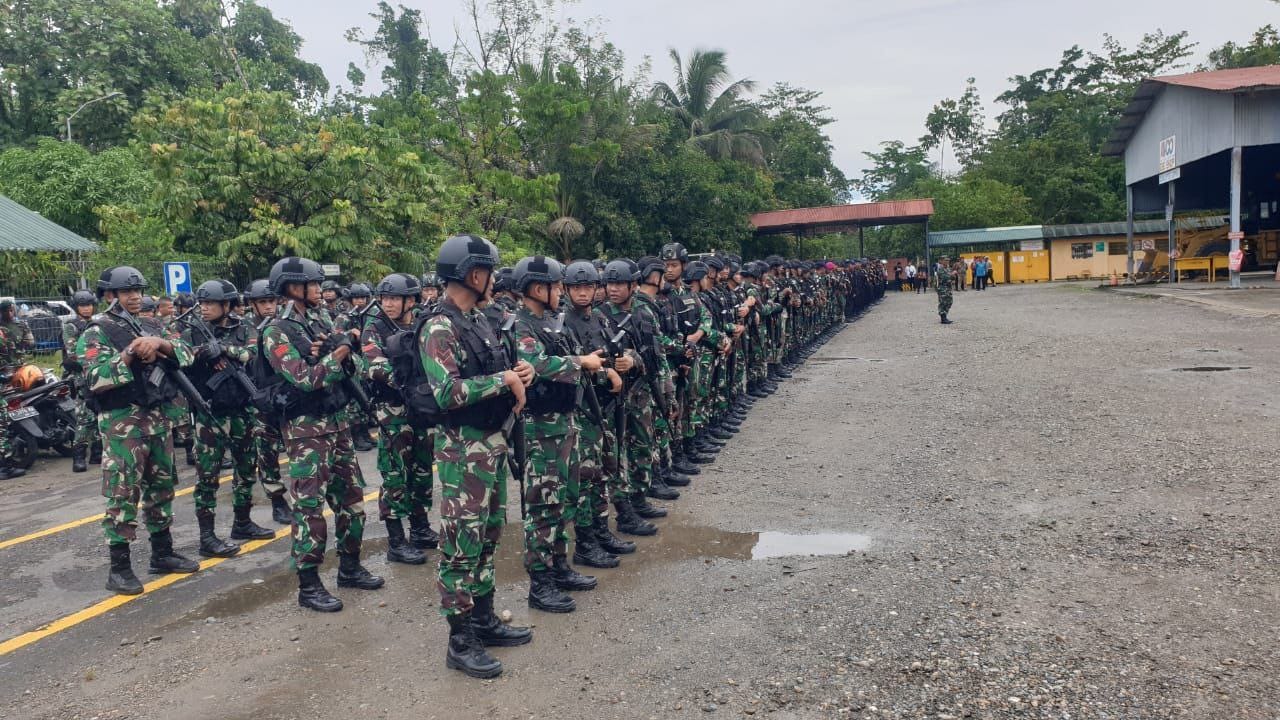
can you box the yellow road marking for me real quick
[0,453,291,551]
[0,489,381,657]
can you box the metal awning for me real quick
[0,194,99,252]
[750,199,934,236]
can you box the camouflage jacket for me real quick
[511,305,582,436]
[0,318,34,366]
[75,309,195,439]
[361,304,415,424]
[418,298,512,443]
[260,301,352,440]
[61,316,93,375]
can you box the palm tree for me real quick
[650,48,768,165]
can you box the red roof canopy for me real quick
[1156,64,1280,93]
[750,199,934,236]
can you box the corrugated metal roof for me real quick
[0,194,98,252]
[927,225,1044,247]
[1103,65,1280,156]
[750,199,934,234]
[1044,216,1228,238]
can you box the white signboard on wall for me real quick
[1159,136,1176,172]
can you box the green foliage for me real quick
[756,83,849,208]
[651,49,769,165]
[1203,24,1280,70]
[0,138,153,238]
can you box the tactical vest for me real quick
[365,312,409,406]
[517,311,580,415]
[266,315,350,422]
[83,315,178,413]
[399,303,514,431]
[185,319,254,415]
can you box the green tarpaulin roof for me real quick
[0,194,99,252]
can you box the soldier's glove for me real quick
[197,341,222,363]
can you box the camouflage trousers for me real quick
[686,350,714,437]
[0,407,10,461]
[435,426,508,618]
[253,412,286,501]
[571,413,613,528]
[625,384,657,495]
[286,430,367,571]
[749,333,769,384]
[193,410,256,519]
[101,429,176,545]
[376,419,434,521]
[171,395,192,449]
[936,286,954,315]
[521,418,577,574]
[71,386,97,453]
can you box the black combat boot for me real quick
[720,417,742,431]
[230,505,276,540]
[409,514,439,549]
[774,365,793,378]
[684,438,714,465]
[72,445,88,473]
[352,427,375,452]
[595,515,636,554]
[336,551,385,590]
[940,314,952,324]
[469,591,532,647]
[105,543,143,595]
[631,492,667,519]
[297,567,343,612]
[550,555,597,591]
[270,494,292,525]
[89,440,102,465]
[184,444,195,466]
[663,466,691,487]
[149,528,200,574]
[0,461,25,479]
[528,570,576,612]
[708,424,735,440]
[646,474,680,501]
[748,382,769,399]
[573,524,619,568]
[446,613,503,678]
[672,447,701,476]
[197,514,241,558]
[385,518,427,565]
[613,498,657,536]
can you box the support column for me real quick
[924,219,931,268]
[858,225,865,258]
[1167,180,1176,283]
[1125,186,1134,280]
[1230,145,1243,289]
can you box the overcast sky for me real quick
[261,0,1270,180]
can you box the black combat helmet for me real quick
[244,279,273,300]
[269,256,325,295]
[376,272,421,297]
[347,282,372,298]
[704,255,725,272]
[174,291,196,309]
[139,296,157,313]
[683,260,709,282]
[71,290,96,307]
[196,279,238,303]
[321,280,340,293]
[660,242,689,263]
[95,266,148,299]
[420,271,441,289]
[602,259,640,283]
[562,260,600,287]
[636,256,665,285]
[492,267,514,293]
[436,234,498,283]
[512,256,564,293]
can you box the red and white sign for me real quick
[1159,136,1176,172]
[1228,231,1244,241]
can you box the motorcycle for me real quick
[3,365,77,470]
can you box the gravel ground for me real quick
[5,283,1279,720]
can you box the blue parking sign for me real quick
[163,262,192,295]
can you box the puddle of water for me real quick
[750,531,872,559]
[167,524,872,625]
[1172,366,1250,372]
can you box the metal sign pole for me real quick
[1229,146,1243,289]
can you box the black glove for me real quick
[197,341,222,363]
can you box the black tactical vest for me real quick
[83,314,178,413]
[515,311,580,415]
[400,302,515,431]
[185,319,253,414]
[266,314,350,422]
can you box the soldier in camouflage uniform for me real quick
[243,279,292,525]
[0,299,33,368]
[0,326,24,479]
[561,261,635,562]
[335,283,377,453]
[635,256,692,490]
[361,272,433,567]
[77,267,200,595]
[509,256,605,613]
[418,235,532,678]
[169,292,197,466]
[935,256,954,324]
[261,257,383,613]
[182,280,277,560]
[64,290,99,473]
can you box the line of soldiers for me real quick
[69,240,884,681]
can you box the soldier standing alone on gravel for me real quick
[935,256,954,325]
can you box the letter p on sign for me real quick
[163,262,192,295]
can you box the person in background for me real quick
[904,262,917,293]
[916,263,929,294]
[972,257,986,291]
[952,259,966,291]
[893,264,904,292]
[985,256,996,288]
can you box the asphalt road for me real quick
[3,283,1280,720]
